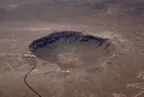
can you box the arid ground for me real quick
[0,0,144,97]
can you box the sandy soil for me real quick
[0,0,144,97]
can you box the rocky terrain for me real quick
[0,0,144,97]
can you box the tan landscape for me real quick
[0,0,144,97]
